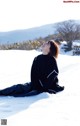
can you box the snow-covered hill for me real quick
[0,24,56,44]
[0,50,80,126]
[0,19,80,44]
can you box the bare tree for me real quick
[55,20,80,50]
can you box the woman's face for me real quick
[42,42,50,55]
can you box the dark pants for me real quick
[0,82,43,97]
[0,77,59,97]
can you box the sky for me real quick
[0,0,80,32]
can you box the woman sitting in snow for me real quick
[0,40,64,97]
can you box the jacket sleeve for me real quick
[31,57,39,87]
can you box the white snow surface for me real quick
[0,50,80,126]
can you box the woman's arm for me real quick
[31,57,40,89]
[31,57,38,83]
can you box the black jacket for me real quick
[31,54,59,91]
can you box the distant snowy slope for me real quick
[0,24,55,44]
[0,19,80,44]
[0,50,80,126]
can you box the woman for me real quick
[0,40,64,97]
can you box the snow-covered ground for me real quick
[0,50,80,126]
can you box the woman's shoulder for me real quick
[34,54,56,62]
[33,54,43,61]
[52,56,56,62]
[35,54,43,59]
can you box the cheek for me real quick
[47,46,50,53]
[45,46,50,52]
[42,46,47,51]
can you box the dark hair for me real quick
[48,40,59,58]
[54,39,61,45]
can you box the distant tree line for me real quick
[0,35,60,50]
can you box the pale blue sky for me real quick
[0,0,80,31]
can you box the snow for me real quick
[0,50,80,126]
